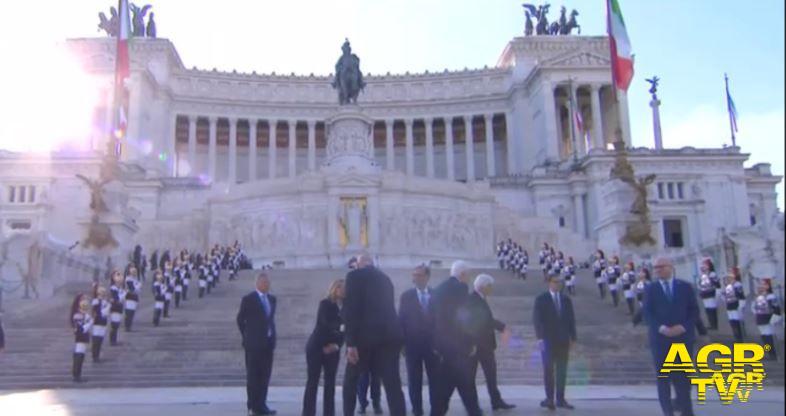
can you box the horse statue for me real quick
[97,6,119,37]
[332,39,366,105]
[559,9,581,35]
[130,3,152,37]
[548,21,561,35]
[522,3,550,35]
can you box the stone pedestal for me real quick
[321,106,381,175]
[595,179,657,258]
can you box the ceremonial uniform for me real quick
[698,272,721,329]
[606,263,621,307]
[724,283,744,341]
[108,283,125,345]
[752,291,781,360]
[173,266,184,308]
[124,274,141,331]
[153,277,166,326]
[163,270,174,317]
[198,262,209,298]
[91,295,110,362]
[621,270,636,315]
[593,258,607,299]
[72,308,93,382]
[563,263,576,295]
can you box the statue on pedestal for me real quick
[146,12,157,38]
[130,4,152,37]
[332,39,365,105]
[98,7,119,37]
[75,174,118,250]
[646,76,660,99]
[609,140,657,246]
[522,3,551,36]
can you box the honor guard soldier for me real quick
[752,278,780,360]
[698,258,721,330]
[181,251,192,301]
[91,286,110,362]
[631,268,652,326]
[563,257,577,295]
[162,260,174,317]
[723,274,744,342]
[124,266,141,331]
[108,270,126,346]
[173,257,184,309]
[593,250,607,299]
[539,243,550,281]
[606,256,621,307]
[71,294,93,382]
[621,262,636,315]
[198,254,209,298]
[152,271,166,326]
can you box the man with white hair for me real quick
[467,274,516,411]
[430,260,483,416]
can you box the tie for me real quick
[260,294,270,315]
[553,293,561,315]
[419,291,428,310]
[662,281,672,302]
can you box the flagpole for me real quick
[725,73,737,148]
[606,0,625,149]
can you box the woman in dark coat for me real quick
[302,279,345,416]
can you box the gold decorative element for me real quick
[609,140,657,246]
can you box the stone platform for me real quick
[0,266,783,390]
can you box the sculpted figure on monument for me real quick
[646,76,660,99]
[332,39,366,105]
[521,3,550,35]
[559,8,581,35]
[146,12,157,38]
[98,7,119,37]
[524,10,534,36]
[130,4,152,37]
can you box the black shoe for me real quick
[358,406,367,415]
[373,405,383,415]
[492,401,516,410]
[540,399,555,411]
[259,407,276,415]
[556,401,575,410]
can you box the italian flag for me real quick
[112,0,132,157]
[607,0,634,92]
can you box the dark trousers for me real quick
[91,335,104,361]
[705,307,718,329]
[597,282,606,299]
[541,342,569,404]
[653,344,694,416]
[124,310,136,331]
[109,322,120,345]
[153,308,162,326]
[303,347,340,416]
[174,291,181,308]
[405,344,438,415]
[245,346,274,413]
[471,347,504,406]
[730,319,743,341]
[430,351,482,416]
[72,352,85,380]
[342,343,406,416]
[610,288,619,307]
[357,370,381,409]
[182,284,189,300]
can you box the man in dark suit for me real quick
[431,260,483,416]
[342,253,406,416]
[533,274,576,411]
[399,264,438,416]
[466,274,515,411]
[643,257,698,416]
[236,273,277,415]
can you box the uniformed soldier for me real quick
[71,294,93,382]
[91,286,110,362]
[108,270,126,346]
[152,271,166,326]
[173,257,184,309]
[606,256,621,307]
[124,266,141,331]
[697,258,721,330]
[563,257,577,295]
[621,261,636,315]
[723,274,744,342]
[593,250,607,299]
[752,278,781,360]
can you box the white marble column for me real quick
[248,120,257,181]
[187,116,197,176]
[228,117,237,184]
[268,119,277,179]
[571,85,586,157]
[307,120,316,171]
[445,117,455,181]
[424,117,434,178]
[288,120,297,178]
[504,111,515,175]
[405,119,414,176]
[484,114,496,177]
[208,116,217,182]
[573,193,586,237]
[590,84,604,150]
[543,82,560,161]
[385,119,395,170]
[464,115,475,182]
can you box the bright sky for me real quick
[0,0,783,209]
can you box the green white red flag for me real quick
[606,0,634,92]
[112,0,132,157]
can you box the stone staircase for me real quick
[0,267,782,390]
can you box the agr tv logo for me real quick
[660,343,768,404]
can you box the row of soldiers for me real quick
[69,243,247,382]
[496,241,580,292]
